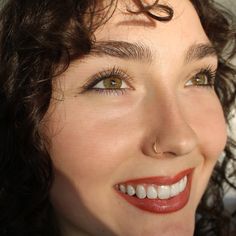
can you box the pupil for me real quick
[111,80,116,86]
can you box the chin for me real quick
[140,222,194,236]
[115,211,195,236]
[122,224,194,236]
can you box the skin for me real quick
[44,0,227,235]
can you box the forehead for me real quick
[95,0,210,52]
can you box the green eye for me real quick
[185,68,216,88]
[82,67,134,96]
[192,73,208,85]
[102,78,122,89]
[93,77,129,90]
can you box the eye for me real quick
[185,67,216,88]
[93,77,129,89]
[82,67,134,95]
[186,73,209,86]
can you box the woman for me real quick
[0,0,235,235]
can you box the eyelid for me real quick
[81,66,135,92]
[185,65,217,87]
[189,65,217,77]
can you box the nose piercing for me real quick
[153,139,162,156]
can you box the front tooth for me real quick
[179,178,186,192]
[183,176,187,187]
[127,185,135,196]
[170,182,180,197]
[157,185,170,199]
[147,185,158,199]
[119,184,126,193]
[136,185,146,199]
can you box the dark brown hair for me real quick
[0,0,235,235]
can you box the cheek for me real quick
[181,93,227,206]
[46,99,133,186]
[186,94,227,161]
[46,98,140,232]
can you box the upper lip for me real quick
[117,168,193,186]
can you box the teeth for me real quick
[179,176,187,192]
[118,175,188,200]
[183,176,187,188]
[157,185,170,199]
[170,182,180,197]
[136,185,146,199]
[119,184,126,194]
[127,185,135,196]
[147,185,158,199]
[179,179,184,192]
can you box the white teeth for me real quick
[127,185,135,196]
[170,182,180,197]
[179,179,184,192]
[179,176,187,192]
[183,176,187,187]
[119,184,126,193]
[157,185,170,199]
[147,185,158,199]
[118,175,188,200]
[136,185,146,199]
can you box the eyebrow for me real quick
[89,40,153,63]
[184,43,217,64]
[87,40,217,64]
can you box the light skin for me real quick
[43,0,227,235]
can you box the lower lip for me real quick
[116,173,193,214]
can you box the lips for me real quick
[115,168,193,214]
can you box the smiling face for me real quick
[44,0,227,235]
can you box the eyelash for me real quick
[81,65,217,95]
[187,65,216,89]
[82,67,134,96]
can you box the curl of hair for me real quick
[0,0,235,235]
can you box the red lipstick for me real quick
[115,168,193,214]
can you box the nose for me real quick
[158,117,198,157]
[142,99,198,158]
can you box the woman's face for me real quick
[45,0,227,235]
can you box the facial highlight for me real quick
[44,1,227,236]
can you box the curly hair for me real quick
[0,0,235,236]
